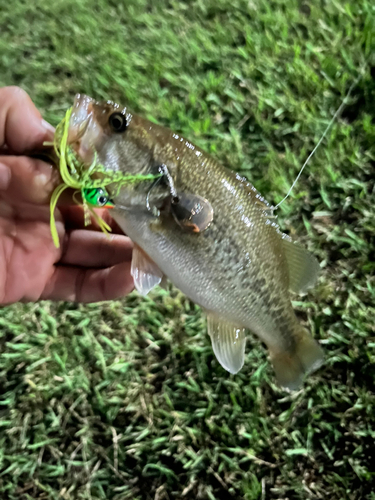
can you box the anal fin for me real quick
[207,314,246,374]
[131,244,163,296]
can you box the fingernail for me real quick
[0,162,11,190]
[41,119,56,135]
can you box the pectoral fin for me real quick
[281,237,320,295]
[159,275,169,290]
[131,244,163,296]
[207,314,246,374]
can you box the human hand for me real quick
[0,86,134,304]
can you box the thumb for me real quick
[0,86,55,154]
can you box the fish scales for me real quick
[146,133,295,350]
[67,94,324,390]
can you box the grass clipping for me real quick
[48,107,159,248]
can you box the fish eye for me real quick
[97,195,108,205]
[109,112,127,133]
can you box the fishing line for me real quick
[273,68,366,210]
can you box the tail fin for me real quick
[270,329,324,391]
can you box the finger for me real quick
[0,156,60,204]
[60,230,133,267]
[0,87,55,153]
[41,261,134,302]
[59,205,126,234]
[0,161,11,190]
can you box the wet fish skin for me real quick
[69,94,324,391]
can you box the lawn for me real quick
[0,0,375,498]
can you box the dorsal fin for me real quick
[233,173,272,210]
[232,172,319,294]
[281,237,320,295]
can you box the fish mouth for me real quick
[68,94,102,165]
[69,94,93,142]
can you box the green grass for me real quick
[1,0,375,498]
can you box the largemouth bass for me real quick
[68,94,324,391]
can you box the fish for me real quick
[67,93,324,391]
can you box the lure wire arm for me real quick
[159,164,179,203]
[146,163,180,215]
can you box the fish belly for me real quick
[112,209,284,348]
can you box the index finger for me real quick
[0,86,55,154]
